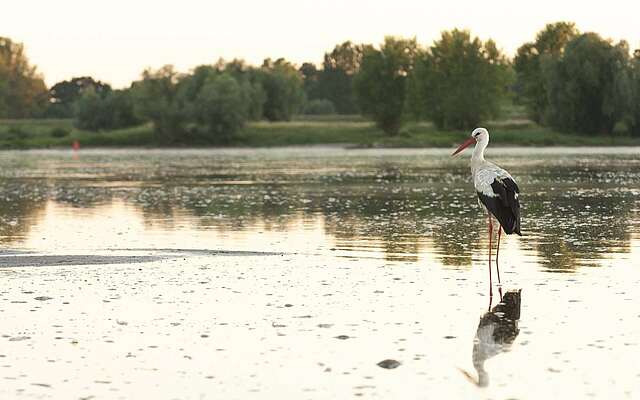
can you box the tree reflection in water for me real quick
[0,150,638,270]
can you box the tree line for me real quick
[1,22,640,143]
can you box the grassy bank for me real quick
[1,117,640,149]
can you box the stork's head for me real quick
[451,127,489,156]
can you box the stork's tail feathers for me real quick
[513,222,521,236]
[501,222,521,236]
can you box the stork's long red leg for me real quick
[496,226,503,301]
[488,216,493,305]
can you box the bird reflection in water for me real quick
[460,289,522,387]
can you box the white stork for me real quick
[452,127,521,301]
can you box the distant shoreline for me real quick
[2,117,640,150]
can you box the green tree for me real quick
[354,37,416,135]
[192,73,249,142]
[215,59,266,121]
[409,30,511,130]
[132,62,262,143]
[544,33,630,134]
[628,50,640,136]
[299,62,320,101]
[316,41,366,114]
[131,65,187,143]
[48,76,111,118]
[0,37,48,118]
[303,99,335,115]
[514,22,579,123]
[74,88,107,130]
[258,58,304,121]
[106,89,141,129]
[75,88,141,130]
[242,77,267,121]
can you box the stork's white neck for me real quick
[472,135,489,162]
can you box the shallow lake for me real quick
[1,147,639,399]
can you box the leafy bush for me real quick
[74,88,141,131]
[6,126,29,140]
[303,99,335,115]
[50,127,70,138]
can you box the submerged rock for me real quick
[9,336,30,342]
[377,359,401,369]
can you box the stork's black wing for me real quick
[477,177,521,235]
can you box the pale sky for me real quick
[4,0,639,88]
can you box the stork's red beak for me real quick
[451,137,476,156]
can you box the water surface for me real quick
[1,147,639,399]
[2,147,639,266]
